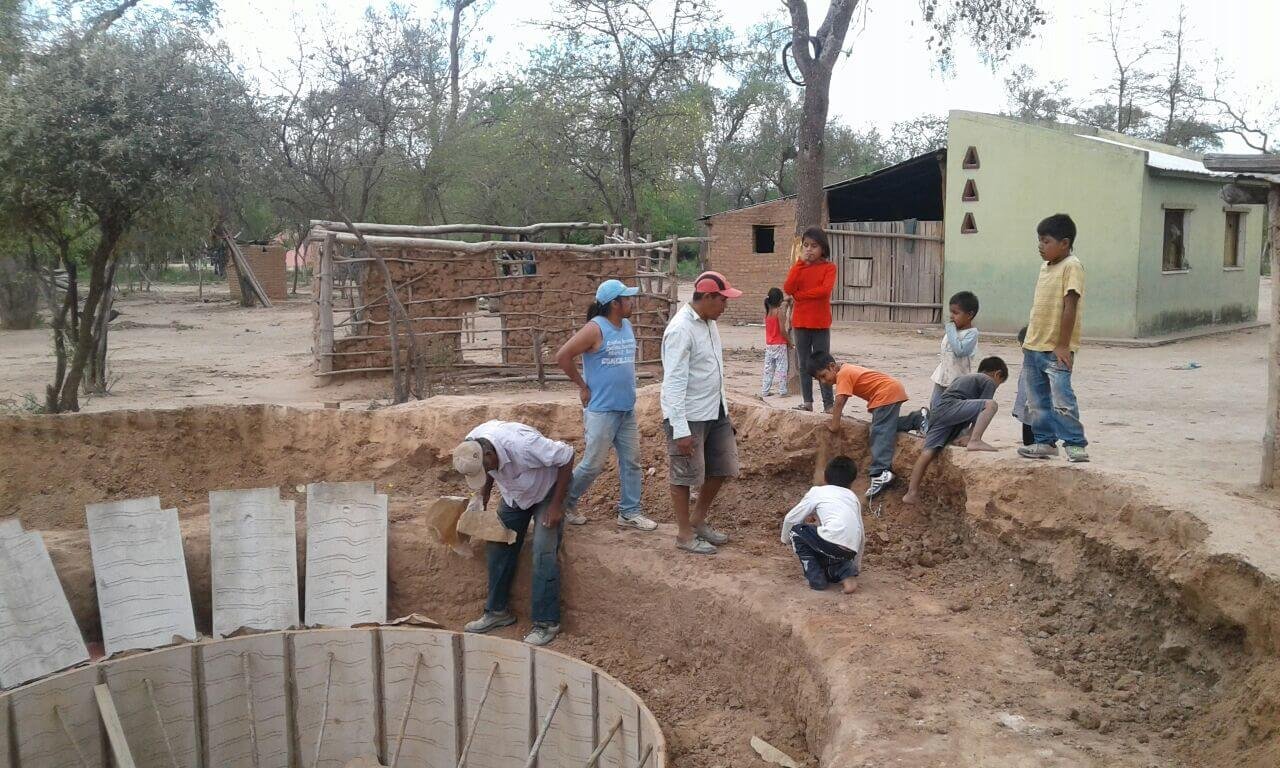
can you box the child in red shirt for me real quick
[783,227,837,412]
[761,287,791,398]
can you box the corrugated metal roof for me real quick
[1077,134,1280,183]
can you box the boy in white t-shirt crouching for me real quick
[780,456,864,595]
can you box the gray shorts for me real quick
[663,413,740,487]
[924,399,989,450]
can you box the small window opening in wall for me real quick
[961,179,979,202]
[752,225,775,254]
[1224,211,1243,268]
[960,212,978,234]
[962,146,980,169]
[1162,209,1188,271]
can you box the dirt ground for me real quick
[3,281,1280,766]
[4,395,1275,767]
[3,279,1279,576]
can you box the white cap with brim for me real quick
[452,440,488,491]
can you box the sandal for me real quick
[676,537,717,555]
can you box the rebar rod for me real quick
[143,677,181,768]
[54,705,92,768]
[240,652,261,768]
[456,661,500,768]
[583,717,624,768]
[311,652,336,768]
[389,653,425,768]
[521,683,568,768]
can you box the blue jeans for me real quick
[564,409,643,519]
[1022,349,1088,447]
[485,492,564,624]
[788,524,858,590]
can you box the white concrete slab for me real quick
[11,665,105,768]
[0,523,90,689]
[380,628,460,767]
[304,482,387,628]
[199,633,291,768]
[210,488,300,638]
[532,647,595,765]
[595,671,642,768]
[461,633,531,768]
[290,629,380,768]
[86,498,197,656]
[101,645,201,768]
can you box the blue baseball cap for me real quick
[595,279,640,304]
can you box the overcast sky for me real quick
[216,0,1277,152]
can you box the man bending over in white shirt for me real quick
[453,420,574,646]
[779,455,864,595]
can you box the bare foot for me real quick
[902,491,920,505]
[966,439,998,452]
[841,578,859,594]
[953,436,969,447]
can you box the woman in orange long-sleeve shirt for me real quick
[783,227,837,412]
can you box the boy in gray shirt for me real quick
[902,356,1008,505]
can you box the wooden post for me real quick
[318,234,335,377]
[534,331,546,389]
[1265,184,1280,487]
[1202,155,1280,487]
[94,685,139,768]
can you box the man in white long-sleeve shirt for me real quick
[779,455,864,594]
[661,271,742,555]
[452,420,575,646]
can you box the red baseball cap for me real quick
[693,271,743,298]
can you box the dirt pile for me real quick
[2,391,1278,766]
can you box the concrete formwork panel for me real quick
[532,647,596,766]
[0,689,11,768]
[100,645,201,768]
[290,629,380,768]
[461,633,531,768]
[640,701,665,767]
[0,524,89,689]
[85,498,197,656]
[595,670,643,768]
[10,665,104,768]
[304,482,388,628]
[379,627,459,767]
[200,632,291,768]
[210,488,300,638]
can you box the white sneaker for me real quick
[617,514,658,531]
[867,470,894,499]
[564,509,588,525]
[1017,443,1060,460]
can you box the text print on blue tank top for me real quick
[583,316,637,412]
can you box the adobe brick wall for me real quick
[703,197,828,325]
[228,244,288,302]
[326,249,669,372]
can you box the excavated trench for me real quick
[2,390,1279,767]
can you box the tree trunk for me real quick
[793,66,831,232]
[448,0,473,128]
[88,259,118,392]
[620,118,640,230]
[57,228,120,412]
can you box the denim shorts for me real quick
[662,413,739,487]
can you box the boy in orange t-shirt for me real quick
[810,352,923,499]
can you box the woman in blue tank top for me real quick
[553,280,655,531]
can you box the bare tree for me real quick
[1097,0,1157,134]
[536,0,726,231]
[1199,60,1277,154]
[448,0,479,128]
[784,0,1045,232]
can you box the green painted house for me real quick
[945,111,1271,338]
[703,110,1275,338]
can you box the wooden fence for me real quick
[825,220,944,324]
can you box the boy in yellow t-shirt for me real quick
[1018,214,1089,463]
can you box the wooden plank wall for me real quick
[828,220,944,324]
